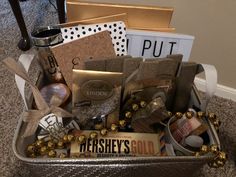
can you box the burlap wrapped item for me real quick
[136,59,179,81]
[84,55,131,72]
[3,58,73,137]
[172,62,198,112]
[123,57,143,81]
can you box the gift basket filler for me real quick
[4,2,226,177]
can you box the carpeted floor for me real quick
[0,0,235,176]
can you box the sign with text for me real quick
[126,29,194,61]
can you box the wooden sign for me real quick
[51,31,116,89]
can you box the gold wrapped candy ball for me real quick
[185,111,193,119]
[110,124,118,132]
[89,132,98,140]
[35,139,44,148]
[210,144,219,154]
[208,113,217,121]
[77,135,86,144]
[57,140,65,149]
[95,123,103,130]
[140,101,147,108]
[200,145,209,154]
[175,112,183,119]
[119,120,126,128]
[125,111,132,119]
[27,144,36,154]
[40,146,48,156]
[132,104,139,111]
[63,135,69,143]
[197,111,205,118]
[100,128,108,136]
[218,151,227,162]
[215,160,225,167]
[67,134,75,142]
[213,119,221,127]
[48,150,57,158]
[47,141,56,150]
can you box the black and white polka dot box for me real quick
[61,21,194,61]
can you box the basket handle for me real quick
[195,64,217,111]
[15,54,35,110]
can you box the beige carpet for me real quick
[0,0,235,176]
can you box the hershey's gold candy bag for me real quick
[70,130,161,158]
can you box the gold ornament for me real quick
[35,139,44,148]
[67,134,75,142]
[215,160,225,167]
[218,151,227,162]
[77,135,86,144]
[210,144,219,154]
[40,146,48,156]
[197,111,205,118]
[175,112,183,119]
[208,113,216,121]
[57,140,65,149]
[100,128,108,136]
[185,111,193,119]
[89,132,98,139]
[125,111,132,119]
[48,150,57,158]
[63,135,69,143]
[119,120,126,128]
[27,144,36,154]
[132,104,139,111]
[95,123,103,130]
[110,124,118,132]
[47,141,56,150]
[140,101,147,108]
[213,119,221,127]
[200,145,209,154]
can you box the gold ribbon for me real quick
[3,57,73,137]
